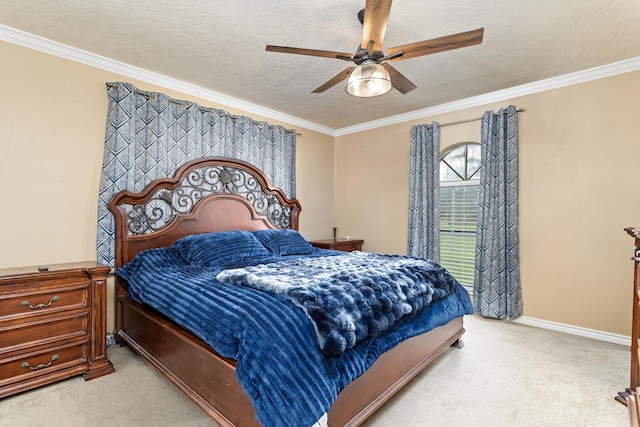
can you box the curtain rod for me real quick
[439,107,525,128]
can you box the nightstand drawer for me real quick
[0,312,88,354]
[0,341,87,385]
[0,285,88,321]
[0,275,88,295]
[309,239,364,252]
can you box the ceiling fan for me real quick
[266,0,484,97]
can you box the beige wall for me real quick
[0,40,335,330]
[3,37,639,337]
[336,71,640,336]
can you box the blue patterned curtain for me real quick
[96,82,296,267]
[474,105,522,319]
[407,123,441,262]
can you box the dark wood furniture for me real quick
[0,261,114,398]
[109,156,467,427]
[625,387,640,427]
[618,227,640,408]
[309,238,363,252]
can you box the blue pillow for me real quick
[172,230,271,267]
[253,229,315,256]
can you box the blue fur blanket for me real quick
[117,246,473,427]
[216,252,457,355]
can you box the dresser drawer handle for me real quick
[21,355,59,371]
[21,296,59,309]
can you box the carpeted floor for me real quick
[1,315,630,426]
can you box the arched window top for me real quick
[440,142,481,182]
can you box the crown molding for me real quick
[0,24,335,137]
[334,56,640,136]
[2,23,639,139]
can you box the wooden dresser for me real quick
[0,261,114,398]
[618,227,640,409]
[309,238,364,252]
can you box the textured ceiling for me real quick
[1,0,639,130]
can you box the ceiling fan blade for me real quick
[382,63,417,94]
[266,45,354,61]
[361,0,393,52]
[311,68,354,93]
[387,28,484,61]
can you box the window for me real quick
[439,143,480,290]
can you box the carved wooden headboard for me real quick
[108,156,301,267]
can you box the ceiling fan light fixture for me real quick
[345,60,392,97]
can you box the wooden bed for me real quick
[109,156,467,427]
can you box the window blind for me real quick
[440,184,479,287]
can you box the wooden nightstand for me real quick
[309,238,364,252]
[0,261,114,398]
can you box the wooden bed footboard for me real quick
[118,294,465,427]
[329,317,465,426]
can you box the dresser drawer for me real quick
[0,341,87,385]
[0,284,88,321]
[0,312,88,354]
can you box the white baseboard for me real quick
[512,316,631,347]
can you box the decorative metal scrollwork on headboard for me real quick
[123,165,293,235]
